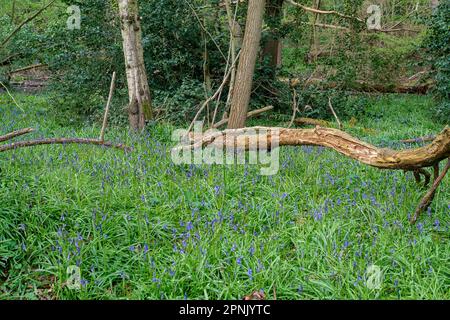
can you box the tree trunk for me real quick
[11,0,16,24]
[307,0,321,63]
[118,0,152,131]
[262,0,284,68]
[224,0,240,110]
[227,0,266,129]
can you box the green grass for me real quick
[0,93,449,300]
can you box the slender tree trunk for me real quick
[118,0,152,131]
[262,0,284,68]
[227,0,266,129]
[308,0,321,63]
[224,0,239,110]
[11,0,16,24]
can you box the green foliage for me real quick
[1,93,448,299]
[40,0,124,120]
[423,2,450,121]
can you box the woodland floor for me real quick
[0,93,448,299]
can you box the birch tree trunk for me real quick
[227,0,266,129]
[118,0,152,131]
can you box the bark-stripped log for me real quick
[174,126,450,224]
[178,126,450,170]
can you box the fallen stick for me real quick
[0,81,24,112]
[294,117,332,127]
[0,53,19,66]
[400,136,436,144]
[177,126,450,170]
[8,64,47,75]
[212,106,274,129]
[100,72,116,142]
[285,0,364,23]
[0,128,34,143]
[328,97,342,129]
[0,138,132,153]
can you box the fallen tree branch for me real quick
[212,105,274,129]
[175,126,450,224]
[178,126,450,170]
[328,97,342,129]
[0,138,132,153]
[288,88,299,128]
[0,53,19,66]
[400,136,436,144]
[100,72,116,142]
[313,22,350,31]
[0,81,24,112]
[7,63,47,75]
[285,0,364,23]
[411,159,450,224]
[0,128,34,143]
[294,117,332,127]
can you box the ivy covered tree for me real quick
[423,0,450,119]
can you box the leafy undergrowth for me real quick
[0,93,448,300]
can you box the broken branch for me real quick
[285,0,364,23]
[0,128,34,143]
[411,159,450,224]
[212,106,274,129]
[100,72,117,142]
[0,138,132,153]
[328,97,342,129]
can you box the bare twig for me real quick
[100,72,117,142]
[400,136,436,144]
[0,81,24,112]
[328,97,342,129]
[186,53,240,134]
[0,53,19,66]
[285,0,364,23]
[288,88,299,128]
[0,128,34,143]
[0,138,132,153]
[212,105,274,129]
[295,117,332,127]
[182,0,227,62]
[8,63,47,75]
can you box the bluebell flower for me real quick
[417,223,424,233]
[247,268,253,280]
